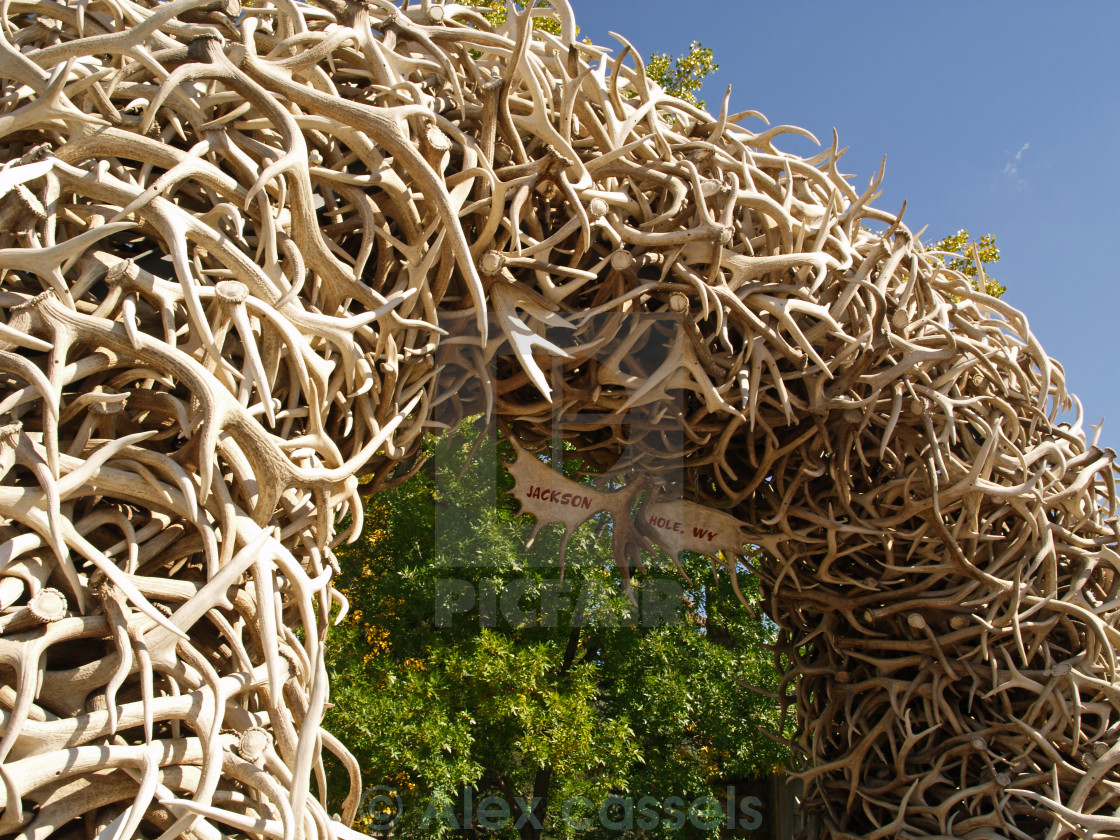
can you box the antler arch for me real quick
[0,1,1117,838]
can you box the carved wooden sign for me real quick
[507,443,750,563]
[642,501,752,560]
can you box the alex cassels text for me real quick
[358,785,766,833]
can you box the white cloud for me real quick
[1003,142,1030,180]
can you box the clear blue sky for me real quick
[570,1,1120,451]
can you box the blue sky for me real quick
[569,1,1120,451]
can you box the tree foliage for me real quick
[927,229,1005,298]
[645,42,718,108]
[325,424,788,838]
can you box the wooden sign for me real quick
[507,443,751,564]
[507,443,609,539]
[642,501,753,560]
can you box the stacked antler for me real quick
[1,0,1118,837]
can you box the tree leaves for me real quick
[646,41,718,107]
[927,229,1005,298]
[325,423,789,838]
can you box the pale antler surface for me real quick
[0,1,1118,838]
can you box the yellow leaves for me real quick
[389,770,415,792]
[467,0,563,35]
[365,625,391,647]
[646,41,718,106]
[926,229,1006,298]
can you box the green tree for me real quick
[646,41,718,108]
[325,423,787,839]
